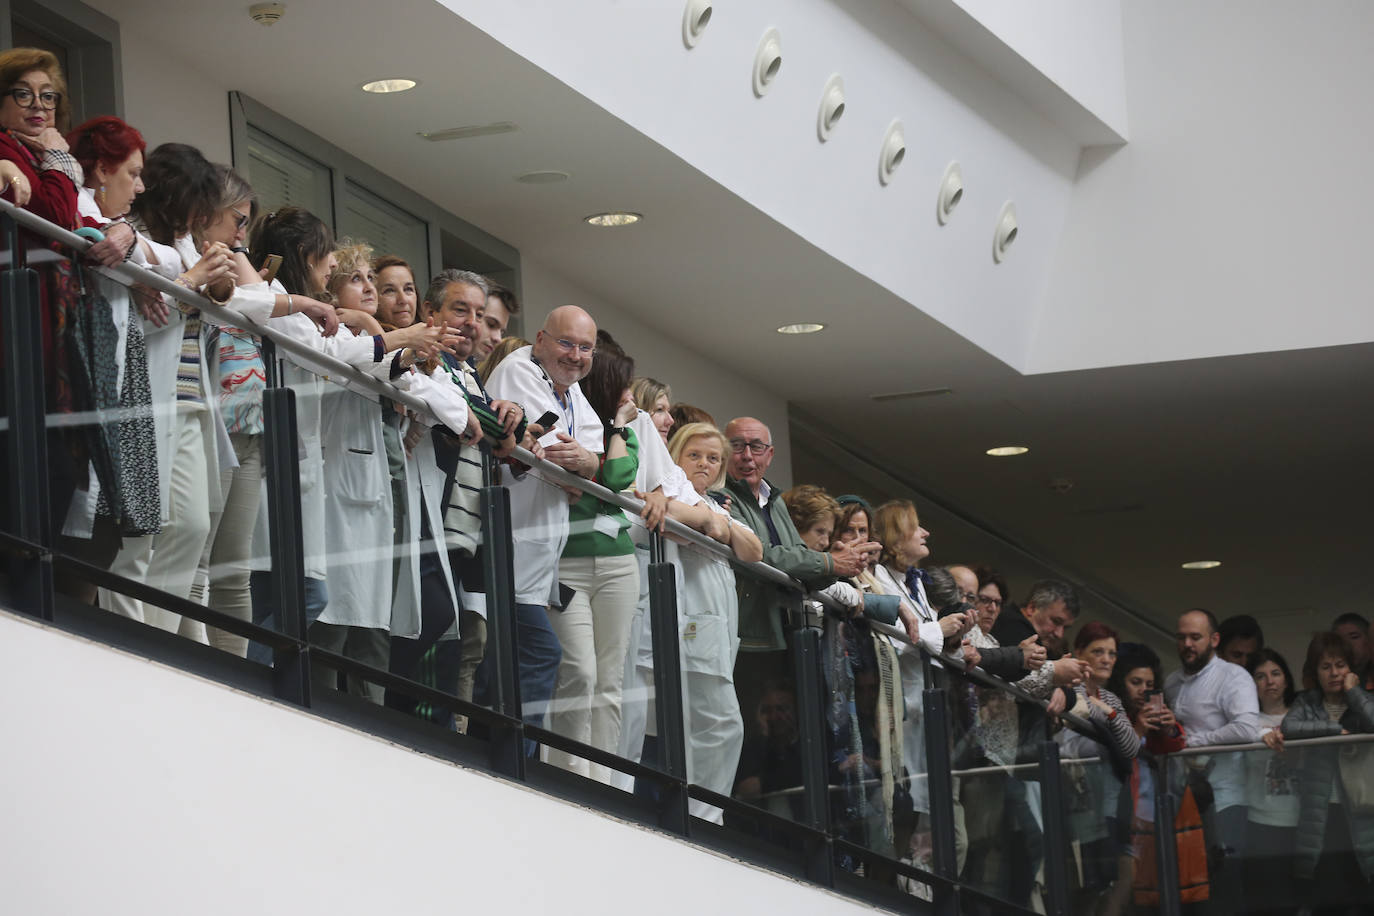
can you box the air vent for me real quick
[870,387,952,402]
[418,122,517,142]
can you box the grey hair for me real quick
[1024,579,1080,618]
[925,567,965,616]
[424,268,491,312]
[213,163,255,211]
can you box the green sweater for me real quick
[563,427,639,558]
[718,475,837,651]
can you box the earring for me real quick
[98,185,106,205]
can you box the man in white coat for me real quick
[484,305,603,746]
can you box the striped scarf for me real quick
[440,356,486,555]
[175,316,203,403]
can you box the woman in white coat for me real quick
[667,422,763,822]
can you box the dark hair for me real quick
[1218,614,1265,652]
[487,282,521,316]
[66,116,146,187]
[1106,642,1162,718]
[1246,648,1297,707]
[1181,607,1220,635]
[581,329,634,425]
[247,206,334,297]
[373,253,412,277]
[668,403,714,442]
[926,567,966,616]
[1073,620,1118,652]
[835,501,870,542]
[973,565,1009,603]
[1025,579,1079,618]
[129,143,218,244]
[1334,613,1370,632]
[1302,631,1356,691]
[0,48,71,131]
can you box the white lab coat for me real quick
[390,421,460,640]
[483,346,602,606]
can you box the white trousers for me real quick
[545,553,640,783]
[202,432,262,657]
[102,406,212,643]
[684,670,744,823]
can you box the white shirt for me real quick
[1165,653,1261,811]
[485,346,603,605]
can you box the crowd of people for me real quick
[3,47,1373,914]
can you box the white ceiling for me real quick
[90,0,1374,645]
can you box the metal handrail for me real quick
[2,195,1045,709]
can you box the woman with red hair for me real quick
[55,116,179,597]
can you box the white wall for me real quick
[1029,0,1374,372]
[443,0,1082,374]
[946,0,1129,136]
[519,255,795,486]
[117,26,232,160]
[0,612,877,916]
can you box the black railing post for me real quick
[480,482,525,779]
[647,529,689,834]
[1038,723,1071,916]
[261,383,310,706]
[1,214,54,620]
[1151,754,1183,916]
[791,595,834,887]
[922,657,959,916]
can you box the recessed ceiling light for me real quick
[1181,560,1221,570]
[584,212,642,227]
[361,78,417,94]
[516,170,570,184]
[777,323,825,335]
[985,446,1029,457]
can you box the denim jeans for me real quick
[246,572,328,666]
[477,601,562,756]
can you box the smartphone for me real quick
[1146,690,1164,713]
[261,253,283,285]
[533,410,559,430]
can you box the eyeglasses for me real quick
[729,438,772,456]
[556,338,595,356]
[960,590,978,604]
[3,87,61,110]
[230,207,250,231]
[975,595,1003,609]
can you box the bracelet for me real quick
[176,274,195,290]
[286,293,293,314]
[203,282,232,306]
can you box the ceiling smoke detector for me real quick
[248,3,286,26]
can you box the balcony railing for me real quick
[4,196,1370,916]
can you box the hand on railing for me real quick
[830,538,881,577]
[180,241,234,292]
[84,221,135,267]
[635,488,668,533]
[289,295,340,337]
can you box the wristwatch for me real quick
[608,426,629,441]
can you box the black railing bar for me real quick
[304,646,520,731]
[684,784,831,842]
[0,526,44,559]
[44,548,302,650]
[830,838,956,892]
[520,722,698,786]
[0,197,433,418]
[947,881,1042,916]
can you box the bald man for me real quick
[720,416,874,734]
[484,305,603,744]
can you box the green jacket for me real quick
[564,427,639,558]
[718,475,836,652]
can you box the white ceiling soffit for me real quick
[895,0,1130,146]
